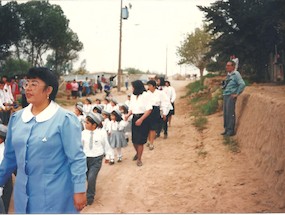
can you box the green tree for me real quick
[1,58,31,77]
[124,67,145,74]
[177,26,212,78]
[0,1,21,61]
[198,0,285,81]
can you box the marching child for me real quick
[108,109,128,164]
[83,97,93,116]
[74,104,85,130]
[82,112,112,206]
[93,105,102,114]
[119,103,132,143]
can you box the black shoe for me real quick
[225,132,235,137]
[87,199,94,205]
[117,157,122,162]
[163,134,168,139]
[133,154,138,161]
[109,159,115,165]
[220,131,227,135]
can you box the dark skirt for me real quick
[148,106,161,130]
[132,114,150,145]
[169,102,175,115]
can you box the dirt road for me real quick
[80,80,282,213]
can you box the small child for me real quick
[110,98,119,112]
[102,97,112,112]
[82,112,112,206]
[108,109,128,165]
[83,97,93,116]
[119,103,132,143]
[74,105,85,130]
[101,110,112,164]
[125,94,131,107]
[93,105,102,114]
[95,99,101,105]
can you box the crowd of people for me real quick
[65,74,120,100]
[0,67,177,213]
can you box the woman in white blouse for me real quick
[125,80,152,167]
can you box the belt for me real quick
[133,113,143,117]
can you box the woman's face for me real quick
[74,108,80,116]
[25,78,52,105]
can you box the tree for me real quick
[124,67,145,74]
[177,26,212,78]
[0,1,21,62]
[198,0,285,81]
[1,58,31,77]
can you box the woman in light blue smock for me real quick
[0,67,87,213]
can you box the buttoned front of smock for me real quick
[0,101,87,213]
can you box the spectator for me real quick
[71,79,79,99]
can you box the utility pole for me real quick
[117,0,123,92]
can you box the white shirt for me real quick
[125,100,131,107]
[147,89,171,116]
[82,128,112,157]
[104,103,113,113]
[83,104,92,116]
[108,120,127,132]
[129,91,152,114]
[166,86,176,103]
[0,90,6,109]
[102,118,111,132]
[3,84,14,103]
[110,105,119,112]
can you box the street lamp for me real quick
[117,0,129,92]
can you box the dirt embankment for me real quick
[236,84,285,207]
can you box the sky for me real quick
[52,0,215,76]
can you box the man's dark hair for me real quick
[26,67,58,101]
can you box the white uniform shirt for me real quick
[108,120,127,132]
[129,91,152,114]
[102,118,111,132]
[3,84,14,103]
[110,105,119,112]
[82,128,111,157]
[125,100,131,107]
[163,86,176,103]
[83,104,92,116]
[147,89,171,116]
[0,90,6,109]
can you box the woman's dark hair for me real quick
[147,80,156,87]
[131,80,146,96]
[158,77,165,87]
[86,116,103,128]
[93,106,102,114]
[27,67,58,101]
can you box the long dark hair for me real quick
[131,80,146,96]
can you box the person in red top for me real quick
[11,78,20,101]
[66,81,72,100]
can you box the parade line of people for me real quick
[0,67,176,213]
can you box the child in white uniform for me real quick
[119,103,132,143]
[82,112,112,205]
[108,109,128,164]
[83,97,93,116]
[101,110,113,164]
[74,105,85,130]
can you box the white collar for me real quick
[22,101,60,123]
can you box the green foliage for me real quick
[204,73,220,78]
[177,26,212,77]
[223,136,240,153]
[186,80,207,95]
[192,116,208,131]
[201,96,219,115]
[0,2,21,60]
[124,67,145,74]
[1,58,31,77]
[0,1,83,76]
[198,0,285,81]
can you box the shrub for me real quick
[186,80,207,95]
[192,116,208,131]
[201,96,219,115]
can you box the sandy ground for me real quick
[78,80,283,213]
[8,80,284,213]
